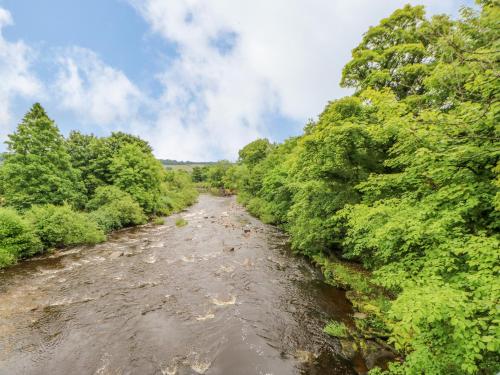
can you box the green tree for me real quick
[341,5,453,101]
[232,3,500,373]
[191,166,205,182]
[206,161,232,189]
[106,131,153,155]
[0,103,85,210]
[238,138,273,167]
[66,131,154,197]
[86,186,147,233]
[66,131,109,197]
[109,143,165,214]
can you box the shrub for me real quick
[0,208,42,267]
[152,217,165,225]
[175,218,187,227]
[26,204,105,248]
[162,170,198,215]
[87,186,147,233]
[246,197,275,224]
[86,185,130,210]
[323,321,349,338]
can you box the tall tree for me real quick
[0,103,85,210]
[66,130,155,198]
[109,143,165,214]
[341,5,453,101]
[238,139,273,167]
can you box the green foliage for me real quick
[109,143,165,214]
[232,3,500,373]
[152,217,165,225]
[341,5,453,101]
[26,204,105,249]
[175,218,188,227]
[386,281,500,374]
[205,160,233,189]
[85,185,132,211]
[238,138,273,167]
[0,105,197,268]
[162,170,199,214]
[0,104,85,210]
[0,208,42,267]
[66,131,109,197]
[86,186,147,233]
[324,320,349,338]
[66,131,155,198]
[313,255,374,294]
[191,166,205,182]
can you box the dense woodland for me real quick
[196,3,499,374]
[0,104,198,268]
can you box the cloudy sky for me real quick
[0,0,472,161]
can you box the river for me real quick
[0,194,370,375]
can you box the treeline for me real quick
[192,161,237,191]
[202,3,499,374]
[0,104,198,268]
[160,159,215,166]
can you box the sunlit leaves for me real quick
[234,2,499,373]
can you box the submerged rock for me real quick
[361,340,395,370]
[340,339,358,360]
[353,312,368,319]
[109,251,124,259]
[294,350,318,364]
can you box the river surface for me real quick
[0,195,368,375]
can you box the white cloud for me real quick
[54,47,143,126]
[128,0,468,160]
[0,7,42,142]
[0,1,469,160]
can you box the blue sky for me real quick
[0,0,473,160]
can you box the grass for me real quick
[323,320,349,338]
[152,217,165,225]
[175,218,188,227]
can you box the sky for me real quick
[0,0,473,161]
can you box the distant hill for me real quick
[159,159,215,166]
[159,159,216,172]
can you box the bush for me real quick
[152,217,165,225]
[246,197,275,224]
[323,321,349,338]
[162,170,198,215]
[86,185,130,210]
[26,204,105,248]
[0,208,42,267]
[175,218,187,227]
[87,186,147,233]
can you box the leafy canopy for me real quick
[1,104,85,210]
[231,3,500,374]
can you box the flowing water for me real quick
[0,195,370,375]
